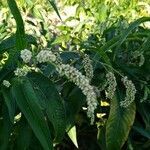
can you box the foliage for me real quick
[0,0,150,150]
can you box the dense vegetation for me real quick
[0,0,150,150]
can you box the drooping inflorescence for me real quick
[18,48,98,124]
[56,63,97,124]
[120,76,136,107]
[82,54,94,81]
[105,72,117,99]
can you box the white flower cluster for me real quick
[18,49,98,124]
[20,49,32,63]
[120,76,136,107]
[53,52,62,65]
[36,50,56,63]
[82,54,93,81]
[3,80,11,87]
[105,72,117,99]
[56,63,97,124]
[14,66,31,77]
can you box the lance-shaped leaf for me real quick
[11,77,53,150]
[106,89,136,150]
[16,117,33,150]
[0,105,12,150]
[67,126,78,148]
[7,0,27,50]
[1,86,16,123]
[28,73,66,142]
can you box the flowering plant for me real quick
[0,0,150,150]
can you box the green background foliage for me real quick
[0,0,150,149]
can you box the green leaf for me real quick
[0,35,15,53]
[0,34,37,54]
[48,0,62,21]
[0,67,14,83]
[113,17,150,59]
[97,126,106,150]
[133,126,150,139]
[139,36,150,53]
[7,0,27,50]
[65,87,86,130]
[1,86,16,123]
[28,73,66,142]
[94,36,120,66]
[117,17,150,47]
[67,126,78,148]
[95,17,150,64]
[11,77,53,150]
[60,51,80,62]
[0,105,12,150]
[137,103,150,130]
[16,117,32,150]
[106,89,136,150]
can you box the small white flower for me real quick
[36,50,56,63]
[105,72,117,99]
[82,54,93,81]
[120,76,136,107]
[3,80,11,87]
[20,49,32,63]
[56,63,97,124]
[14,66,31,77]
